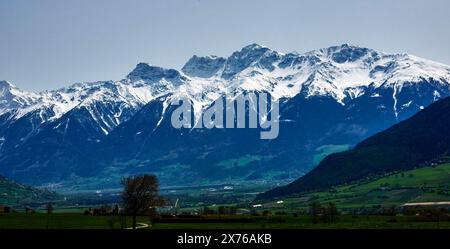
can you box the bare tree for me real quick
[46,203,54,214]
[121,174,165,229]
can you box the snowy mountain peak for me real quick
[323,43,379,63]
[181,55,226,78]
[241,43,268,51]
[126,63,185,84]
[0,80,13,89]
[0,80,39,114]
[221,43,281,79]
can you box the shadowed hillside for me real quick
[260,97,450,199]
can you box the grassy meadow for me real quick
[1,213,450,229]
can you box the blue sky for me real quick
[1,0,450,91]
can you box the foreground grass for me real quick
[1,213,450,229]
[0,213,148,229]
[152,215,450,229]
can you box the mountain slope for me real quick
[1,44,450,190]
[259,96,450,199]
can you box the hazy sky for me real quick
[1,0,450,91]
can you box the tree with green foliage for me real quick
[121,174,165,229]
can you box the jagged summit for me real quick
[0,80,40,113]
[0,80,13,88]
[320,43,379,63]
[181,55,226,78]
[126,62,185,84]
[221,43,278,79]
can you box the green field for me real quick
[151,215,450,229]
[0,213,149,229]
[1,213,450,229]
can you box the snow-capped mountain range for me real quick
[1,44,450,190]
[3,44,450,125]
